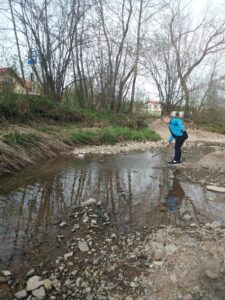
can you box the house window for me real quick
[4,77,13,84]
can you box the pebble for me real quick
[1,270,11,277]
[25,269,35,278]
[183,294,193,300]
[182,213,192,221]
[59,222,67,228]
[43,279,53,291]
[78,241,89,252]
[205,269,220,279]
[152,243,165,260]
[14,290,27,299]
[64,252,73,260]
[165,244,177,255]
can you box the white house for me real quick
[146,99,162,113]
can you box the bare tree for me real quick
[10,0,92,99]
[167,0,225,116]
[8,0,27,93]
[144,30,182,113]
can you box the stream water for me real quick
[0,149,225,274]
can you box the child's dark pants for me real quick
[174,132,188,162]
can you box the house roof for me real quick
[0,67,10,74]
[0,67,31,90]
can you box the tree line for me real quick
[1,0,225,115]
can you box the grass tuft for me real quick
[3,132,41,147]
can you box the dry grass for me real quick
[0,125,71,176]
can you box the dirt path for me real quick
[151,119,225,144]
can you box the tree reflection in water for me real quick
[0,152,225,270]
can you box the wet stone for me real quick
[206,185,225,193]
[81,198,97,207]
[59,222,67,228]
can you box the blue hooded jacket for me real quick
[168,117,186,143]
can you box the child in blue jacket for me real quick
[162,113,188,164]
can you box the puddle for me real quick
[0,149,225,273]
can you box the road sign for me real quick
[28,49,37,65]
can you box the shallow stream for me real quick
[0,148,225,274]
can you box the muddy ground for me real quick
[1,120,225,300]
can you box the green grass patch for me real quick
[0,92,149,131]
[70,130,98,145]
[3,132,41,147]
[69,127,160,145]
[99,127,160,144]
[80,109,125,123]
[35,125,60,133]
[0,92,83,123]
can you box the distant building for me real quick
[0,67,38,94]
[146,99,162,113]
[171,111,184,118]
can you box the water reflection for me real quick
[0,151,225,270]
[0,152,162,268]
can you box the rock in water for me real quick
[59,222,67,228]
[206,185,225,193]
[81,198,97,207]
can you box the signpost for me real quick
[28,49,37,65]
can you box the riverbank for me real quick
[0,123,160,176]
[0,93,162,176]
